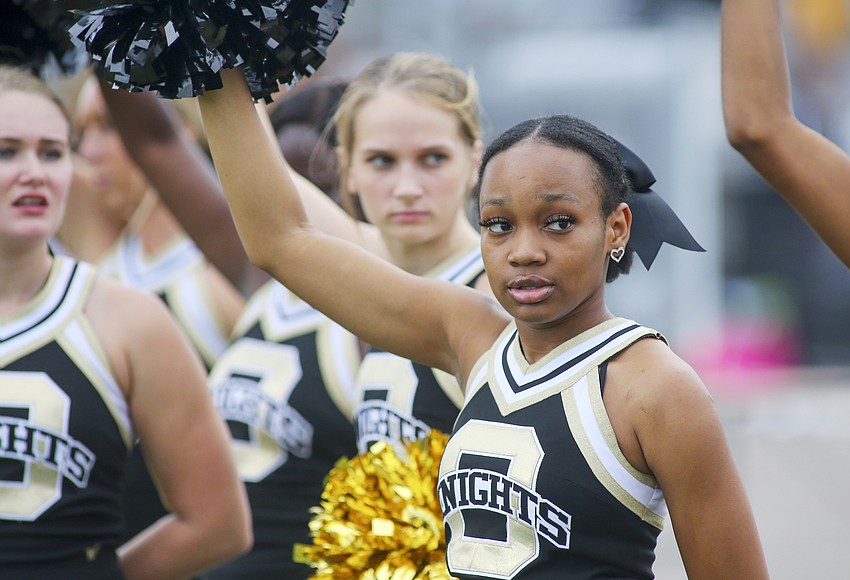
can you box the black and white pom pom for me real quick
[70,0,352,101]
[0,0,92,78]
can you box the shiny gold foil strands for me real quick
[294,430,456,579]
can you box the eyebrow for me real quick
[542,192,581,204]
[359,142,454,154]
[0,136,67,146]
[481,191,581,209]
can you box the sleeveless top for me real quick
[202,280,361,579]
[439,318,668,579]
[98,231,232,368]
[353,244,485,454]
[0,256,131,576]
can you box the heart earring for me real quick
[610,247,625,263]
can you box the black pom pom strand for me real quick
[0,0,94,78]
[71,0,352,100]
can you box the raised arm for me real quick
[99,84,256,290]
[722,0,850,268]
[197,67,503,378]
[100,81,382,292]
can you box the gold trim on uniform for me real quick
[473,317,668,529]
[316,321,361,421]
[562,374,666,529]
[57,320,133,449]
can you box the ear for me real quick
[335,146,356,194]
[608,202,632,249]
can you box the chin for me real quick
[508,304,566,328]
[16,228,56,244]
[389,226,434,245]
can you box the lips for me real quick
[14,194,47,207]
[507,275,554,304]
[390,210,428,223]
[11,192,48,216]
[390,209,428,223]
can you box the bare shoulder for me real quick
[86,276,174,331]
[84,276,182,393]
[601,334,720,478]
[609,334,723,462]
[610,336,767,576]
[610,335,711,407]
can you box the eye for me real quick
[545,215,574,232]
[423,152,448,166]
[0,147,15,160]
[366,154,393,169]
[41,147,66,161]
[479,217,512,234]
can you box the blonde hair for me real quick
[331,53,481,218]
[0,65,72,137]
[333,52,481,154]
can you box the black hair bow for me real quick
[616,140,705,269]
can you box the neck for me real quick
[0,244,53,318]
[383,213,479,276]
[515,300,614,365]
[55,218,124,263]
[56,190,178,262]
[56,190,132,263]
[134,197,186,255]
[124,189,158,233]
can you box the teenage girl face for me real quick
[0,91,73,247]
[478,140,618,331]
[343,90,478,247]
[74,78,147,223]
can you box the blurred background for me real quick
[307,0,850,577]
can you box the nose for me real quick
[508,227,546,266]
[391,163,424,199]
[19,151,47,185]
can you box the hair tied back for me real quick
[615,140,705,269]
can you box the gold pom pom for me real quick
[294,430,456,579]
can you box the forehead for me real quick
[74,77,107,122]
[0,91,69,143]
[352,90,465,150]
[479,140,600,207]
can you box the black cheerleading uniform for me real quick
[0,256,132,579]
[201,280,362,579]
[98,231,232,368]
[353,245,486,454]
[438,318,669,580]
